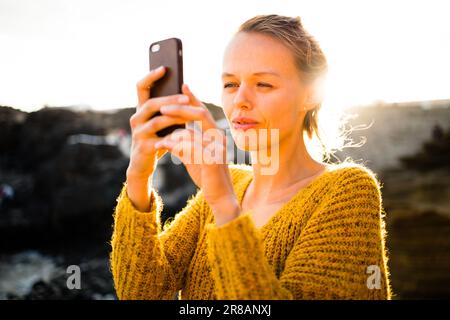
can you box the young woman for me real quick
[110,14,392,300]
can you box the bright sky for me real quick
[1,0,449,112]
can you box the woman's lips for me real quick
[232,123,258,131]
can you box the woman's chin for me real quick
[232,130,273,152]
[234,140,270,152]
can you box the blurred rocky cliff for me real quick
[334,100,450,299]
[0,103,228,248]
[0,102,228,299]
[0,106,130,250]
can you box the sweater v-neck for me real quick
[237,165,333,233]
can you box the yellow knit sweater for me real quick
[110,162,392,300]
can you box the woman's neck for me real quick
[248,134,326,203]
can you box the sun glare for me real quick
[0,0,448,111]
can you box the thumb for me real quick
[182,84,202,107]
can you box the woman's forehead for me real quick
[223,32,296,76]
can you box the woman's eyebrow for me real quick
[222,72,280,78]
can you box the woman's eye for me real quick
[223,82,273,89]
[223,82,238,89]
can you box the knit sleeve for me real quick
[205,166,391,300]
[110,182,204,300]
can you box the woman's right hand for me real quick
[126,66,189,181]
[126,66,191,211]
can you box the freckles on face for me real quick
[221,32,307,135]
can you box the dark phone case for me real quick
[149,38,185,137]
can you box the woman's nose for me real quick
[233,85,252,110]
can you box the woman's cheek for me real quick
[221,96,234,116]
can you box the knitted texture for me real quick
[110,162,392,299]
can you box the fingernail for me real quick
[156,66,164,72]
[178,95,189,103]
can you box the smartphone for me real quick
[149,37,185,137]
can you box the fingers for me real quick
[136,66,166,106]
[133,115,187,139]
[154,128,199,163]
[182,84,203,107]
[160,104,217,131]
[155,128,196,147]
[130,94,189,127]
[154,128,226,165]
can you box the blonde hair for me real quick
[238,14,353,163]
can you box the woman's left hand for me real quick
[154,84,241,226]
